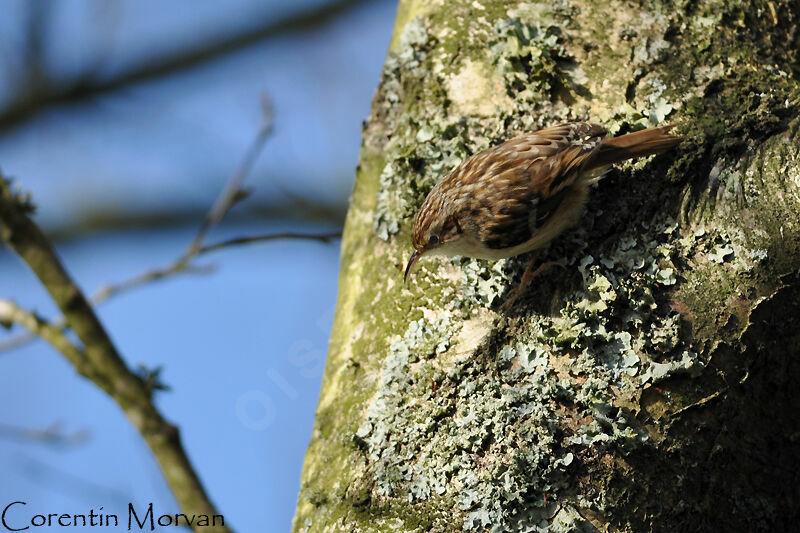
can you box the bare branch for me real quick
[0,177,231,533]
[0,98,338,528]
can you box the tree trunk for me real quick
[294,1,800,531]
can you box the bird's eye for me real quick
[428,234,439,246]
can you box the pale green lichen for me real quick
[644,78,675,124]
[640,351,704,385]
[708,243,734,264]
[489,17,572,101]
[391,316,455,362]
[451,258,514,309]
[567,406,647,453]
[355,313,575,530]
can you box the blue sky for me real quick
[0,0,395,530]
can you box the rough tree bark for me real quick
[294,1,800,531]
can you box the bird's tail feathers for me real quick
[591,125,683,168]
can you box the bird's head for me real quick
[404,190,463,284]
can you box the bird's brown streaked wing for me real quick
[440,123,606,193]
[471,123,608,250]
[526,123,609,194]
[478,186,540,250]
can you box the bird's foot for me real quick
[500,259,563,311]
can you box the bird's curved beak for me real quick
[404,250,422,284]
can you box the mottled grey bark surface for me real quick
[294,1,800,531]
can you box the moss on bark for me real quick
[294,1,800,531]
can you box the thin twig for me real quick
[0,420,89,447]
[91,264,215,305]
[0,332,36,353]
[0,299,89,371]
[186,95,274,257]
[198,231,341,254]
[87,230,342,306]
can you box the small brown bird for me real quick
[404,122,682,306]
